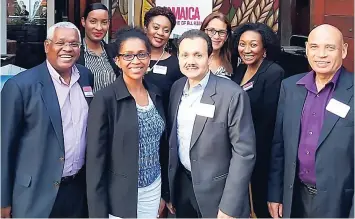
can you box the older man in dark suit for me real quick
[268,24,354,218]
[1,22,93,218]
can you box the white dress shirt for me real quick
[177,72,210,171]
[47,61,88,177]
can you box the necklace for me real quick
[147,50,165,72]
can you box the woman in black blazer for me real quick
[231,23,285,218]
[86,27,168,218]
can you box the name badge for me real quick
[195,102,215,118]
[109,214,122,219]
[326,98,350,118]
[153,65,167,75]
[242,81,254,91]
[82,86,94,97]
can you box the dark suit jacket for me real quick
[86,74,168,218]
[167,73,256,218]
[77,40,120,77]
[232,60,284,193]
[268,67,354,217]
[1,62,93,217]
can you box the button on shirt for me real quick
[47,61,89,177]
[296,69,340,185]
[177,73,210,171]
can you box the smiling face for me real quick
[306,25,347,75]
[178,37,211,81]
[204,18,228,51]
[115,38,151,81]
[145,15,171,49]
[44,27,81,74]
[81,9,109,42]
[238,30,265,66]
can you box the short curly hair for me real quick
[232,23,281,61]
[144,6,176,31]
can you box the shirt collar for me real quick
[83,38,105,55]
[183,71,210,95]
[46,60,80,86]
[296,68,341,92]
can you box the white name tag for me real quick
[326,98,350,118]
[195,102,215,118]
[82,86,94,97]
[242,81,254,91]
[109,214,122,219]
[153,65,167,75]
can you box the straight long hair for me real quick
[200,12,233,73]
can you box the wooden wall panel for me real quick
[343,37,354,72]
[310,0,325,26]
[80,0,86,18]
[324,16,354,38]
[324,0,354,16]
[68,0,74,23]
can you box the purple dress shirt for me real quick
[296,69,341,185]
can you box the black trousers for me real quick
[174,165,202,218]
[291,180,318,218]
[250,175,271,218]
[49,169,88,218]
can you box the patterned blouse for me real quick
[213,66,231,79]
[136,94,165,188]
[83,41,116,93]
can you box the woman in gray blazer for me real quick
[86,27,168,218]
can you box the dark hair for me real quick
[233,22,281,62]
[144,6,176,31]
[114,26,151,55]
[200,12,233,73]
[83,3,109,20]
[177,30,213,57]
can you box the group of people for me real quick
[1,3,353,218]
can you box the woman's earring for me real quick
[263,52,266,58]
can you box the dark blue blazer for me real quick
[268,67,354,217]
[1,62,93,217]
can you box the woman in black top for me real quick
[77,3,120,93]
[231,23,285,218]
[86,27,168,218]
[143,6,183,112]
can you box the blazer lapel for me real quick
[290,83,308,156]
[40,63,64,151]
[190,74,216,149]
[146,82,164,123]
[77,71,92,105]
[250,59,270,86]
[317,69,353,148]
[169,78,186,149]
[235,59,270,86]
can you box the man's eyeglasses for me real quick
[118,53,150,61]
[47,39,81,48]
[204,28,228,37]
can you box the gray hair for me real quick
[46,22,81,43]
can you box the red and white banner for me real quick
[156,0,213,38]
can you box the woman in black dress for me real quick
[143,6,183,112]
[232,22,285,218]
